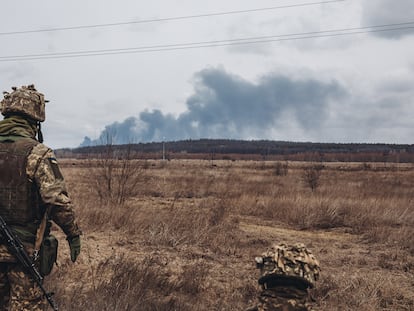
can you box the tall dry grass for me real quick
[50,159,414,310]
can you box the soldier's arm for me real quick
[28,144,81,238]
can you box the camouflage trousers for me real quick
[0,262,47,311]
[250,286,314,311]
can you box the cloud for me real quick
[361,0,414,39]
[0,64,36,82]
[80,67,346,146]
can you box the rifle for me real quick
[0,215,58,311]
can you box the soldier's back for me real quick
[256,286,313,311]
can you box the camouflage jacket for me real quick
[0,117,81,261]
[247,286,314,311]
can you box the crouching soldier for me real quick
[247,243,320,311]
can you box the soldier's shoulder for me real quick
[26,142,55,178]
[29,142,54,158]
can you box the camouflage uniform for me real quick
[0,264,47,311]
[248,243,320,311]
[0,85,81,310]
[253,287,314,311]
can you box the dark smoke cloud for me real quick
[80,68,345,146]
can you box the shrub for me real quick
[87,144,148,205]
[274,161,289,176]
[302,164,324,192]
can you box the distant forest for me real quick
[56,139,414,163]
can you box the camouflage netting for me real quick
[255,243,320,289]
[1,85,47,122]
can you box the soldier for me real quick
[0,85,82,310]
[247,243,320,311]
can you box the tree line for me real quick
[56,139,414,163]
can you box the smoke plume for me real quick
[80,68,345,146]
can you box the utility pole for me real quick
[162,137,165,161]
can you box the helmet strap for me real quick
[37,122,44,143]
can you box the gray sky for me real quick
[1,0,413,148]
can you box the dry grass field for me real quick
[47,158,414,310]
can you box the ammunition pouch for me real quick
[39,235,58,276]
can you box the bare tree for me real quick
[302,163,324,192]
[274,161,289,176]
[88,133,147,206]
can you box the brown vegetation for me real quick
[48,159,414,310]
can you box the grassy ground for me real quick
[47,159,414,310]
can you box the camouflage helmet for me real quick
[1,84,47,122]
[255,243,320,289]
